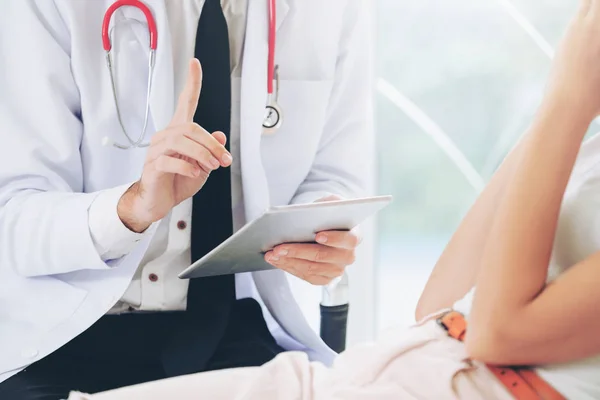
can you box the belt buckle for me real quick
[436,310,452,331]
[436,310,467,341]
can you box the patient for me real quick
[68,1,600,399]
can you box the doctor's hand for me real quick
[264,195,362,286]
[118,59,233,233]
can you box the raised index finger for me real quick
[171,58,203,125]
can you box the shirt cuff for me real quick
[88,183,148,261]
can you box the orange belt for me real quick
[437,311,566,400]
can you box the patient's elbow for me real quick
[465,334,500,364]
[464,323,513,365]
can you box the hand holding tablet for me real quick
[178,195,393,280]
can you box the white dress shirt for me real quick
[88,0,263,314]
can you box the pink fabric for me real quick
[68,320,513,400]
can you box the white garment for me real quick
[89,0,255,314]
[67,318,514,400]
[0,0,373,383]
[453,132,600,400]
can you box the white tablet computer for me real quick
[178,195,393,279]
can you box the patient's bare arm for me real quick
[415,144,523,320]
[467,0,600,365]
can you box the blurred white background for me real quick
[291,0,596,345]
[374,0,590,334]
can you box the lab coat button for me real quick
[21,348,38,359]
[148,273,159,282]
[177,220,187,230]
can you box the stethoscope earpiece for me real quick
[102,0,157,150]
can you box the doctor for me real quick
[0,0,372,398]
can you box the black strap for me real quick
[319,304,349,353]
[162,0,235,376]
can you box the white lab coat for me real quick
[0,0,373,383]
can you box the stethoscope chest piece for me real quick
[263,102,282,135]
[263,64,282,135]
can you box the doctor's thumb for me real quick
[171,58,203,125]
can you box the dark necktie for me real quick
[162,0,235,376]
[188,0,234,309]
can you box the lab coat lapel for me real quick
[244,0,334,363]
[239,0,270,221]
[121,0,174,132]
[239,0,290,220]
[277,0,291,31]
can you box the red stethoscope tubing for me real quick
[101,0,158,52]
[101,0,158,149]
[102,0,276,86]
[267,0,277,96]
[101,0,279,147]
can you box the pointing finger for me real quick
[171,58,203,125]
